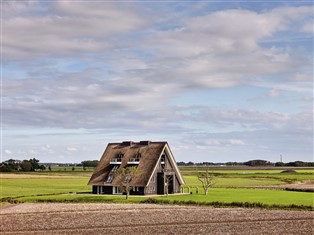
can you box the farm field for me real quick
[1,203,313,234]
[1,166,313,209]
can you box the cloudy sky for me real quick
[2,1,313,163]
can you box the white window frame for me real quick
[113,186,122,195]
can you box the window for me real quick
[111,165,119,173]
[106,175,114,183]
[113,186,122,194]
[124,175,132,183]
[161,154,165,164]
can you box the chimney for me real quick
[140,140,151,145]
[122,141,133,146]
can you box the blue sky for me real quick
[2,0,313,163]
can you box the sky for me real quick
[1,0,313,164]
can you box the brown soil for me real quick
[0,203,313,234]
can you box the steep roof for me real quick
[88,141,184,187]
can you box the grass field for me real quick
[0,178,90,198]
[1,166,313,209]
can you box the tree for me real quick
[39,165,46,171]
[244,160,271,167]
[81,160,99,168]
[197,168,215,195]
[48,166,52,171]
[0,164,12,172]
[72,166,75,171]
[6,159,19,171]
[163,168,174,197]
[20,160,32,172]
[29,158,40,171]
[116,166,140,200]
[275,162,284,167]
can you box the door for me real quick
[157,173,164,194]
[167,175,174,194]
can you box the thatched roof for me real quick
[88,141,184,187]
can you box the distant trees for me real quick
[285,161,314,167]
[0,158,46,172]
[20,160,32,172]
[29,158,40,171]
[39,165,46,171]
[177,161,215,166]
[81,160,99,168]
[275,162,284,167]
[244,160,272,166]
[6,159,20,171]
[177,160,313,167]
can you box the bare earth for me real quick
[0,203,313,234]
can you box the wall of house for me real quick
[144,150,182,195]
[130,187,145,195]
[144,170,157,194]
[92,185,113,194]
[173,175,181,193]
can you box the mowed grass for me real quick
[15,188,314,207]
[1,167,313,209]
[165,188,314,206]
[0,177,91,198]
[183,175,285,187]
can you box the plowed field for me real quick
[1,203,313,234]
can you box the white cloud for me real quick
[66,147,78,152]
[2,3,312,163]
[266,89,280,97]
[253,89,281,100]
[3,1,146,59]
[229,139,245,145]
[4,149,13,155]
[141,6,312,90]
[301,22,313,33]
[28,149,39,155]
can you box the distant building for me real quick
[88,141,185,195]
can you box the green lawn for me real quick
[164,188,314,206]
[1,167,313,209]
[0,177,91,198]
[14,188,314,208]
[183,175,285,187]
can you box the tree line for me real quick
[0,158,46,172]
[0,159,100,172]
[177,160,314,167]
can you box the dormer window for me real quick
[110,153,124,164]
[111,165,119,173]
[161,154,165,164]
[106,175,114,183]
[127,152,141,164]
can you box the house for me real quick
[88,141,185,195]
